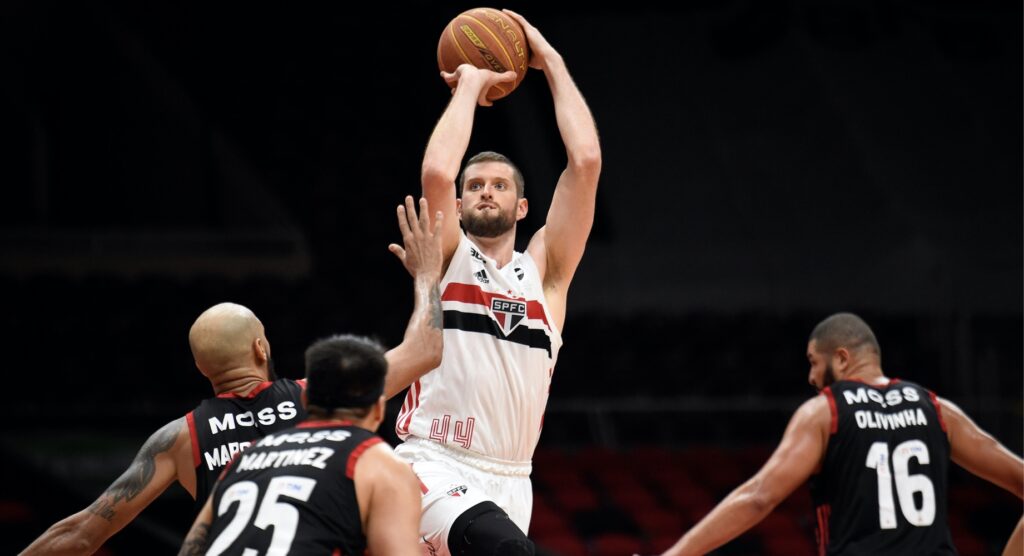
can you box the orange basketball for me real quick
[437,7,530,101]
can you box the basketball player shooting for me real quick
[390,9,601,556]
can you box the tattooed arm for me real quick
[20,417,193,556]
[178,498,214,556]
[384,196,445,399]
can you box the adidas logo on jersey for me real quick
[474,269,490,284]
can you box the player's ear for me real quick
[253,338,268,364]
[456,197,463,217]
[300,389,308,409]
[516,197,528,221]
[366,396,386,432]
[833,347,851,374]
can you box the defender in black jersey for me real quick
[178,335,421,556]
[21,198,443,556]
[659,313,1023,556]
[187,377,309,513]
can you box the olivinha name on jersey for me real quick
[841,386,931,431]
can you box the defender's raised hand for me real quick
[389,195,443,279]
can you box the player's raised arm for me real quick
[384,196,444,398]
[21,418,193,556]
[504,11,601,326]
[421,65,516,264]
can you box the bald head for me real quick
[809,312,881,360]
[189,303,268,377]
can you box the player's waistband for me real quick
[402,437,532,477]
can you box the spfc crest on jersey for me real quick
[490,298,526,335]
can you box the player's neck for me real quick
[305,409,378,431]
[841,360,887,386]
[210,368,269,396]
[468,230,516,268]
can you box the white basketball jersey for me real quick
[397,233,562,463]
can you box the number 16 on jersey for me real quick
[865,440,936,529]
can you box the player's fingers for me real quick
[433,210,444,236]
[388,243,406,262]
[502,9,527,27]
[396,204,412,239]
[404,195,420,236]
[497,71,517,83]
[505,9,536,34]
[418,197,431,233]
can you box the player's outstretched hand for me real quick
[389,196,443,279]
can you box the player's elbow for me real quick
[569,146,602,179]
[421,162,457,191]
[742,479,782,517]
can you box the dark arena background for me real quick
[2,1,1021,555]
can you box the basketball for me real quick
[437,7,531,101]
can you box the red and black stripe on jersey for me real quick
[442,282,553,357]
[186,378,308,509]
[810,379,956,555]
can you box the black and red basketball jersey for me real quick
[204,421,382,556]
[811,379,956,555]
[187,379,308,507]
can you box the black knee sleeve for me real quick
[447,501,535,556]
